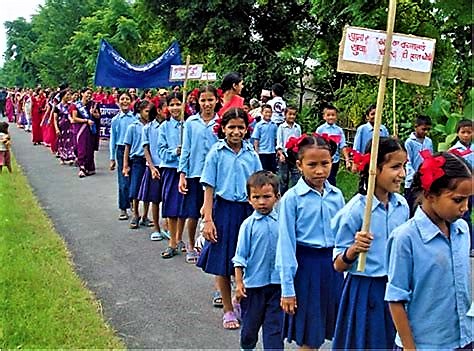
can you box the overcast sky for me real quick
[0,0,44,65]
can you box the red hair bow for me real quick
[419,150,446,191]
[213,117,223,135]
[285,134,308,153]
[449,148,472,157]
[313,132,341,145]
[349,148,370,172]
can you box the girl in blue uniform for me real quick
[276,134,345,349]
[386,151,473,350]
[197,107,262,330]
[332,137,409,350]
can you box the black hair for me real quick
[285,105,298,115]
[0,121,9,134]
[287,135,337,166]
[134,100,156,122]
[141,88,151,99]
[247,170,280,196]
[217,107,251,139]
[456,119,473,132]
[261,104,272,111]
[58,89,69,101]
[415,115,432,126]
[197,85,219,100]
[271,83,284,97]
[220,72,243,93]
[167,92,183,105]
[357,137,405,195]
[365,104,376,117]
[118,90,132,100]
[80,87,92,94]
[323,104,338,113]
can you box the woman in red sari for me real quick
[42,92,59,153]
[31,88,46,144]
[218,72,244,116]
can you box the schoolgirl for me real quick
[197,107,262,329]
[276,134,345,349]
[331,137,409,350]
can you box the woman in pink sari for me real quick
[218,72,244,116]
[5,92,14,123]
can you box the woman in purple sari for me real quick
[53,89,75,165]
[69,88,100,178]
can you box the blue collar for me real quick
[216,139,253,152]
[253,209,278,221]
[414,207,465,243]
[293,177,335,196]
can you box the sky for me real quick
[0,0,45,65]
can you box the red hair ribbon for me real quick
[313,132,341,145]
[419,150,446,191]
[449,148,472,157]
[285,134,308,153]
[213,117,223,135]
[349,148,370,172]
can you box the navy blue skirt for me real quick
[180,177,204,219]
[161,167,184,218]
[129,157,146,200]
[138,166,162,204]
[333,274,395,350]
[282,245,343,348]
[196,196,253,277]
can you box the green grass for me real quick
[336,168,359,201]
[0,157,124,348]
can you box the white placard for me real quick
[169,64,203,80]
[200,72,217,81]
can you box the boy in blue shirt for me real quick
[252,104,278,173]
[352,104,389,154]
[233,171,282,351]
[404,115,433,216]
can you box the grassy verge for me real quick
[0,156,124,348]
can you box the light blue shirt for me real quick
[276,122,302,154]
[124,120,145,158]
[157,118,182,168]
[109,111,136,160]
[177,113,218,177]
[450,140,473,168]
[316,122,348,163]
[276,178,345,297]
[251,119,278,154]
[141,120,161,166]
[332,193,409,277]
[385,207,473,349]
[232,209,280,288]
[353,122,389,153]
[200,140,262,202]
[404,132,433,188]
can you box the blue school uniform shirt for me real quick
[177,113,218,178]
[124,120,145,158]
[450,140,473,168]
[276,178,345,297]
[109,110,136,160]
[141,120,161,166]
[232,209,280,288]
[353,122,389,153]
[404,133,433,188]
[385,207,473,349]
[332,193,409,277]
[157,118,182,168]
[251,119,278,154]
[316,122,347,163]
[276,122,302,155]
[200,139,262,202]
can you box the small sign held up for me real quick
[169,64,203,81]
[200,72,217,81]
[338,26,436,86]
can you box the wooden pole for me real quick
[180,55,191,145]
[392,79,397,137]
[357,0,397,272]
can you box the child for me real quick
[158,92,186,258]
[0,122,12,173]
[197,107,262,329]
[109,91,135,220]
[268,83,286,125]
[332,137,409,350]
[178,85,219,263]
[276,135,345,349]
[385,151,473,349]
[315,104,351,186]
[276,106,301,195]
[123,100,152,229]
[252,104,278,173]
[404,115,433,215]
[233,170,283,350]
[353,104,389,154]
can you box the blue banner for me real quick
[94,40,183,88]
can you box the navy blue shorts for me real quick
[129,157,146,200]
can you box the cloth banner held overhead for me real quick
[94,40,183,88]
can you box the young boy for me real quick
[353,104,389,153]
[268,83,286,125]
[233,171,282,351]
[315,105,351,185]
[252,104,278,173]
[404,115,433,215]
[276,106,301,195]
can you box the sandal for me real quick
[150,231,165,241]
[118,210,129,221]
[185,250,198,264]
[78,170,86,178]
[232,299,242,321]
[212,290,224,308]
[177,240,186,253]
[129,216,140,229]
[222,311,240,330]
[161,246,177,259]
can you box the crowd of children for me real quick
[2,75,473,350]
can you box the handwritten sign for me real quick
[338,26,436,86]
[200,72,217,81]
[169,64,203,81]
